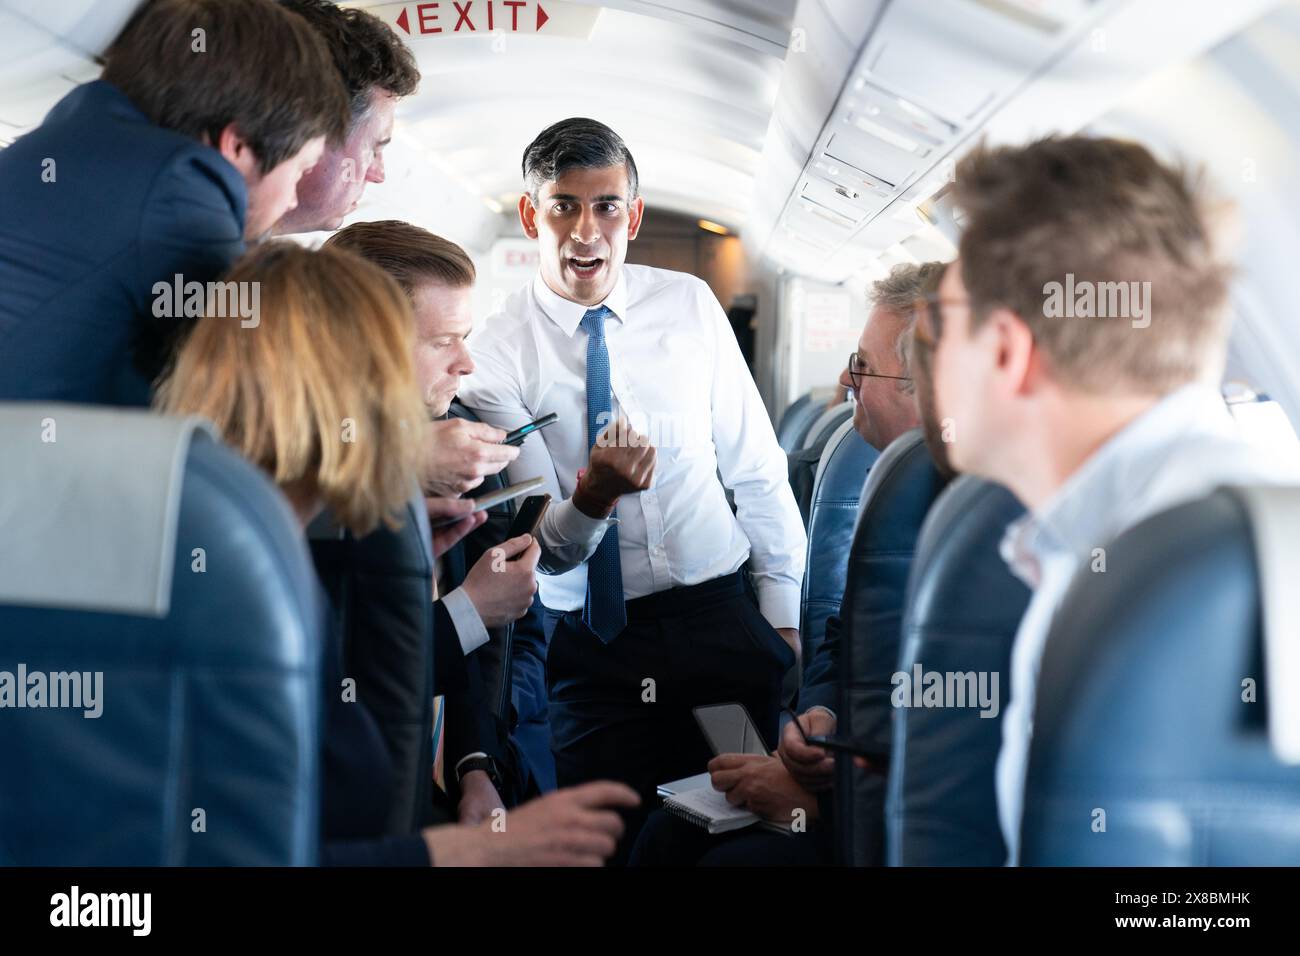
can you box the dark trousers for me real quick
[546,570,794,863]
[628,808,832,866]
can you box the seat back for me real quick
[776,393,825,453]
[803,402,854,454]
[0,404,322,865]
[1021,488,1300,865]
[835,430,949,866]
[885,477,1029,865]
[799,419,878,684]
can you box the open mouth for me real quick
[568,256,604,278]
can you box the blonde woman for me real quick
[157,243,636,866]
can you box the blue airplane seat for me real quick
[802,401,854,456]
[0,404,322,865]
[885,477,1030,865]
[776,392,825,453]
[799,419,878,689]
[834,429,949,866]
[1021,487,1300,865]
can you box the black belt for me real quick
[621,569,748,621]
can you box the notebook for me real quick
[662,785,760,835]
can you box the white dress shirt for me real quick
[995,384,1300,864]
[458,264,807,629]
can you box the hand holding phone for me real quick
[507,494,551,543]
[502,412,558,447]
[428,477,545,528]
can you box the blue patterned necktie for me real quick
[579,305,626,643]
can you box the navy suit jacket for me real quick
[0,80,245,405]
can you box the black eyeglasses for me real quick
[847,352,912,390]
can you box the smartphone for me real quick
[507,493,551,540]
[502,412,558,447]
[692,702,770,757]
[429,476,545,528]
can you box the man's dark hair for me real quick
[103,0,350,174]
[522,118,639,200]
[279,0,421,122]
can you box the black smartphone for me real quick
[693,702,770,756]
[507,493,551,540]
[428,477,545,528]
[502,412,558,446]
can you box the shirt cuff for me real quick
[756,582,802,632]
[549,497,613,547]
[441,586,490,655]
[535,498,615,574]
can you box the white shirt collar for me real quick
[531,269,629,338]
[1000,384,1235,587]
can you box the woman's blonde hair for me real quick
[156,242,426,536]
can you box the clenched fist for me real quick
[572,419,656,518]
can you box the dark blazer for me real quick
[309,493,499,835]
[0,80,245,405]
[320,579,431,867]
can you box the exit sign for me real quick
[369,1,601,40]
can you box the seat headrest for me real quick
[776,393,827,453]
[0,403,215,616]
[803,402,854,457]
[1230,484,1300,763]
[851,429,948,554]
[812,419,877,500]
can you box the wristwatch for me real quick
[455,754,503,790]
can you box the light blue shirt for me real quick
[996,384,1300,863]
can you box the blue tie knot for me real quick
[581,306,612,338]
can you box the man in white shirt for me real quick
[459,118,807,855]
[925,134,1300,864]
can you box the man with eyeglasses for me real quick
[788,263,943,523]
[780,261,946,798]
[629,261,948,865]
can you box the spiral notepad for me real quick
[662,785,760,834]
